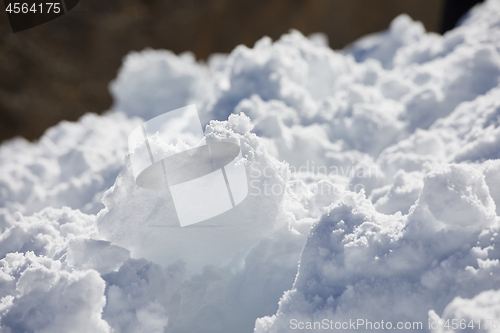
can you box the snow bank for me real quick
[0,113,141,216]
[1,0,500,332]
[0,252,110,333]
[256,173,499,332]
[110,50,211,121]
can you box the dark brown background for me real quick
[0,0,447,143]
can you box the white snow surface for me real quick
[1,1,500,332]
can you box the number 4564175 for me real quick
[5,2,61,14]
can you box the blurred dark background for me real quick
[0,0,481,143]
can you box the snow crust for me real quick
[1,1,500,332]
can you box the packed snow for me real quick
[1,1,500,332]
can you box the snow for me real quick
[1,0,500,331]
[0,252,110,333]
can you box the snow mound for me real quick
[0,252,110,333]
[1,1,500,332]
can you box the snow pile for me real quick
[1,0,500,332]
[97,113,291,272]
[256,167,499,332]
[0,252,110,333]
[0,113,141,216]
[111,51,211,121]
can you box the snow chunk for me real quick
[416,164,496,229]
[110,50,211,120]
[0,252,110,333]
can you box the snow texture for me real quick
[1,1,500,332]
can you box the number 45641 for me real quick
[5,3,61,14]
